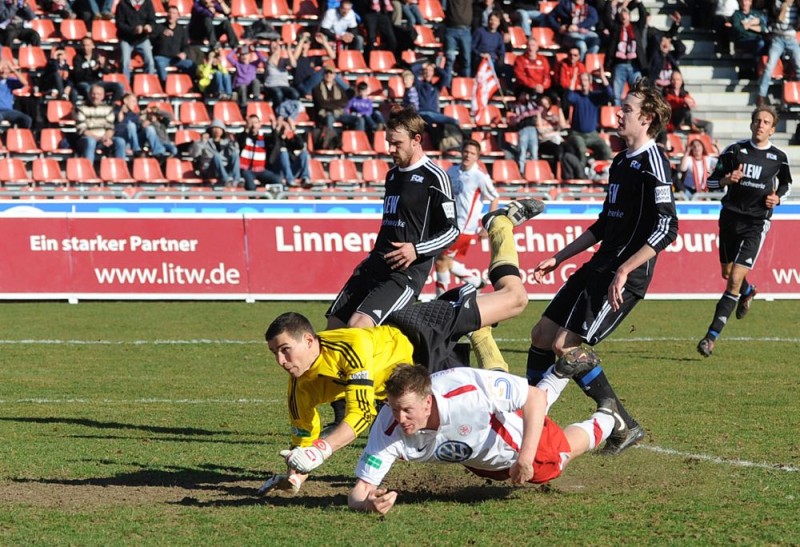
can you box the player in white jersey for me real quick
[434,139,500,296]
[348,364,621,514]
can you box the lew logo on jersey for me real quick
[742,163,763,180]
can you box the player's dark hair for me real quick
[751,105,779,126]
[265,312,316,342]
[385,364,432,399]
[629,77,671,138]
[463,138,481,154]
[387,105,426,138]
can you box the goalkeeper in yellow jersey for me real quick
[260,198,545,495]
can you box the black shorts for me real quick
[386,284,481,372]
[718,209,771,269]
[543,265,640,346]
[326,257,424,325]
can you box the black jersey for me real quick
[585,140,679,296]
[707,139,792,220]
[371,155,459,268]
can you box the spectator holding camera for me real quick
[264,38,301,109]
[73,37,125,103]
[115,0,157,82]
[227,44,266,108]
[197,49,233,99]
[292,32,350,97]
[115,92,172,159]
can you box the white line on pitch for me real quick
[2,336,799,345]
[0,398,280,404]
[637,444,799,472]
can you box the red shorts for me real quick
[444,233,478,260]
[465,417,571,484]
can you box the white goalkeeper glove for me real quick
[258,473,302,495]
[281,439,333,474]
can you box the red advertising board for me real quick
[1,216,248,298]
[2,214,799,300]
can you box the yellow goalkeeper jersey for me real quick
[288,325,414,447]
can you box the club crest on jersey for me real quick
[767,152,777,160]
[435,441,473,462]
[630,160,641,170]
[458,424,472,436]
[410,174,425,183]
[443,202,455,218]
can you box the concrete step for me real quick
[690,91,755,107]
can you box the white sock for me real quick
[571,412,615,450]
[450,259,471,279]
[435,270,450,297]
[536,365,569,413]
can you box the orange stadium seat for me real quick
[174,129,202,147]
[166,158,204,185]
[246,101,276,124]
[373,130,390,156]
[213,101,246,126]
[91,20,118,43]
[369,50,400,74]
[531,27,559,50]
[584,52,605,74]
[133,73,167,98]
[387,75,405,99]
[418,0,444,21]
[60,17,88,42]
[133,157,169,185]
[509,26,528,49]
[443,104,474,128]
[179,101,212,126]
[100,158,135,185]
[40,128,73,156]
[355,75,385,99]
[600,105,620,130]
[414,25,440,49]
[66,158,102,185]
[166,73,201,98]
[492,159,526,185]
[337,49,370,73]
[308,158,331,186]
[6,128,42,156]
[449,77,474,102]
[262,0,292,19]
[0,158,33,186]
[231,0,260,17]
[18,46,47,71]
[293,0,320,19]
[31,19,57,43]
[103,73,132,94]
[474,105,505,128]
[341,130,375,156]
[361,158,390,185]
[666,133,685,158]
[32,158,68,185]
[328,158,361,187]
[524,160,559,185]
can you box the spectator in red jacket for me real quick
[553,46,586,96]
[513,36,552,96]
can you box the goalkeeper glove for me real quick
[257,473,302,495]
[281,439,332,474]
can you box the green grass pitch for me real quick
[0,300,798,545]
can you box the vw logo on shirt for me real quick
[435,441,473,462]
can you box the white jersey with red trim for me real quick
[446,163,499,235]
[354,368,529,486]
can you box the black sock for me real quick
[708,291,738,338]
[740,278,752,297]
[526,346,555,386]
[574,366,638,429]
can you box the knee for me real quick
[347,313,376,328]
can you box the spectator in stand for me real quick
[663,70,715,136]
[536,94,573,178]
[115,92,172,159]
[396,0,423,26]
[152,5,197,85]
[75,84,126,163]
[239,113,283,190]
[443,0,473,88]
[73,37,124,102]
[312,66,354,137]
[353,0,397,57]
[603,0,648,106]
[513,37,552,96]
[189,0,239,49]
[41,47,77,102]
[412,62,460,127]
[0,0,40,47]
[757,0,800,107]
[346,81,387,135]
[74,0,115,22]
[0,60,31,128]
[647,12,686,90]
[564,70,612,177]
[515,1,545,37]
[553,46,586,99]
[197,49,233,99]
[472,10,506,74]
[292,32,350,97]
[473,0,510,34]
[227,44,265,109]
[677,138,718,200]
[115,0,157,82]
[546,0,600,62]
[142,102,178,157]
[263,39,301,109]
[732,0,768,77]
[190,118,241,187]
[320,0,365,51]
[271,118,311,188]
[400,69,419,108]
[510,89,542,174]
[713,0,739,55]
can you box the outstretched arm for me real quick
[510,386,548,484]
[348,479,398,514]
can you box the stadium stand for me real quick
[0,0,796,202]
